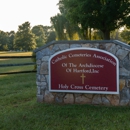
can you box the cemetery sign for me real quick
[49,48,119,94]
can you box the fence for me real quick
[0,56,36,75]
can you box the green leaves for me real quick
[32,25,45,47]
[14,21,36,51]
[59,0,130,39]
[0,31,9,51]
[120,27,130,44]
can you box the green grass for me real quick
[0,74,130,130]
[1,52,130,130]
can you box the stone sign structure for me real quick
[34,40,130,106]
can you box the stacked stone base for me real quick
[37,79,130,106]
[37,88,130,106]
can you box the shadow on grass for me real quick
[1,101,130,130]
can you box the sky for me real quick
[0,0,60,32]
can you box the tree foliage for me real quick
[0,30,16,51]
[46,31,56,43]
[59,0,130,40]
[0,31,9,51]
[32,25,56,46]
[0,24,55,51]
[110,29,122,41]
[51,14,67,40]
[41,26,56,43]
[14,21,36,51]
[91,30,103,40]
[32,25,45,47]
[7,31,15,50]
[51,13,81,40]
[120,27,130,44]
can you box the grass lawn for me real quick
[0,52,130,130]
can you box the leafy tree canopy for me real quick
[41,26,55,42]
[32,25,45,47]
[120,27,130,44]
[14,21,36,51]
[46,31,56,43]
[0,31,9,51]
[32,25,56,45]
[51,13,81,40]
[7,31,15,50]
[59,0,130,40]
[51,14,67,40]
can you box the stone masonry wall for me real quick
[34,40,130,106]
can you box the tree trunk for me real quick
[83,28,89,40]
[103,30,110,40]
[89,28,91,40]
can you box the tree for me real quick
[51,14,66,40]
[59,0,130,40]
[32,25,45,47]
[57,1,85,40]
[7,31,15,50]
[46,31,56,43]
[120,27,130,44]
[14,21,36,51]
[91,30,103,40]
[0,31,9,51]
[110,29,122,41]
[125,14,130,28]
[41,26,55,42]
[51,13,81,40]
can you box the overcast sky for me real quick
[0,0,60,32]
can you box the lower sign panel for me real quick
[49,48,119,94]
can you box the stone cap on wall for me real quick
[34,40,130,53]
